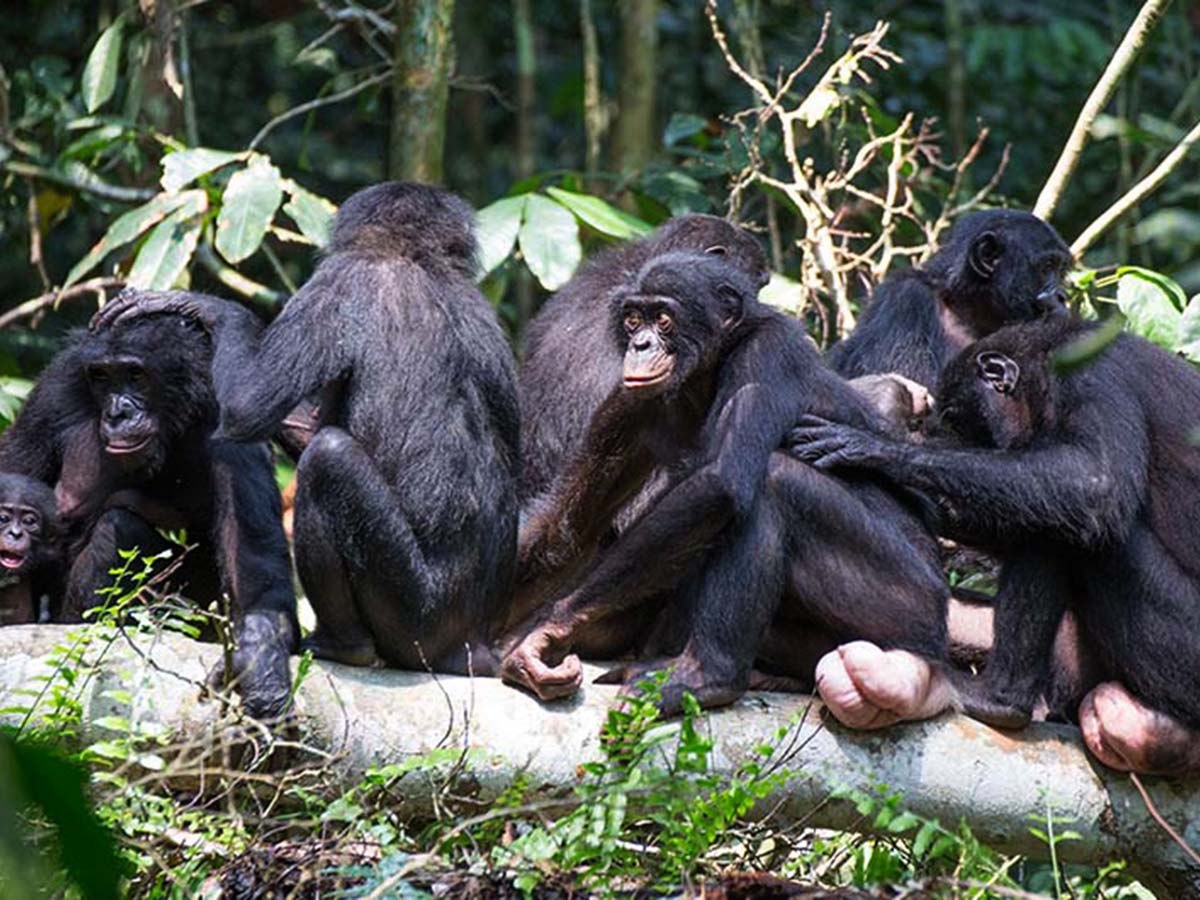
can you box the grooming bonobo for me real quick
[0,316,297,718]
[92,182,520,677]
[792,318,1200,775]
[0,474,60,626]
[506,252,952,721]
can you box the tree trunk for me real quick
[612,0,659,179]
[2,626,1197,896]
[390,0,456,184]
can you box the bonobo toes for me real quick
[604,655,746,716]
[951,673,1034,730]
[300,628,381,668]
[208,611,296,721]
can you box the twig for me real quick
[248,69,391,151]
[3,160,157,203]
[1071,117,1200,255]
[1130,771,1200,867]
[24,179,49,291]
[194,242,284,310]
[0,277,124,332]
[1033,0,1172,220]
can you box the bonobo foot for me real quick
[952,672,1034,730]
[1079,681,1200,776]
[597,654,746,716]
[300,627,381,668]
[816,641,954,730]
[500,623,583,701]
[207,611,296,721]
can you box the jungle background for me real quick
[2,0,1200,897]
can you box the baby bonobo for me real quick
[791,317,1200,776]
[0,474,59,625]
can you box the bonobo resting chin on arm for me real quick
[791,317,1200,776]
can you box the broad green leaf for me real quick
[82,19,124,113]
[1177,295,1200,362]
[161,147,241,192]
[282,180,337,247]
[126,193,206,290]
[663,112,708,148]
[1115,265,1188,311]
[65,190,202,286]
[1053,314,1125,373]
[546,187,652,240]
[758,271,804,316]
[518,194,581,290]
[61,123,126,161]
[1116,271,1181,349]
[215,155,283,264]
[476,194,527,277]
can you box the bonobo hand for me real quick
[500,621,584,701]
[90,289,226,333]
[787,415,889,470]
[206,609,296,721]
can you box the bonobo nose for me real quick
[633,335,652,351]
[106,397,135,423]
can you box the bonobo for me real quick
[505,251,952,722]
[830,209,1073,387]
[0,316,297,718]
[519,214,770,503]
[791,318,1200,775]
[0,474,59,626]
[92,182,521,677]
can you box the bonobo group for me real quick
[4,181,1198,779]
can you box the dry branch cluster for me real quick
[710,3,1006,340]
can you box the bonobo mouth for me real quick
[104,435,153,455]
[0,548,27,570]
[623,354,674,390]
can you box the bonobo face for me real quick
[619,297,686,393]
[87,354,164,471]
[948,211,1074,328]
[0,501,43,575]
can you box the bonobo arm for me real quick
[518,387,655,581]
[0,351,85,483]
[789,401,1144,546]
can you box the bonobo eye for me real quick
[21,513,38,530]
[623,311,644,333]
[976,350,1020,395]
[656,312,674,334]
[0,513,9,526]
[87,366,110,386]
[704,244,728,256]
[128,364,146,386]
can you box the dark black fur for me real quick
[519,214,769,502]
[93,182,521,675]
[0,317,297,717]
[0,473,60,625]
[791,317,1200,730]
[509,252,948,711]
[829,210,1073,387]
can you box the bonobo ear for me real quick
[975,350,1020,395]
[716,282,744,328]
[968,231,1004,280]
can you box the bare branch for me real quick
[3,160,157,203]
[1033,0,1172,220]
[0,277,124,332]
[1071,117,1200,256]
[248,69,391,151]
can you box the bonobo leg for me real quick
[766,457,954,728]
[294,427,464,671]
[62,508,169,621]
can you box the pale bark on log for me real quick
[0,626,1196,893]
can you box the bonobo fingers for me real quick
[951,671,1033,730]
[209,611,296,721]
[500,628,584,702]
[1079,682,1200,776]
[89,290,218,333]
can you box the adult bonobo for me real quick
[505,251,952,721]
[0,474,60,626]
[93,182,521,677]
[791,318,1200,776]
[830,209,1074,387]
[0,316,297,718]
[519,214,770,503]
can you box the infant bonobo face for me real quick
[0,501,44,574]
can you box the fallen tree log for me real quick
[0,625,1197,894]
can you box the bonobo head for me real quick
[0,474,57,577]
[330,181,478,279]
[75,317,215,474]
[648,214,771,289]
[929,210,1074,332]
[614,252,755,396]
[933,318,1078,449]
